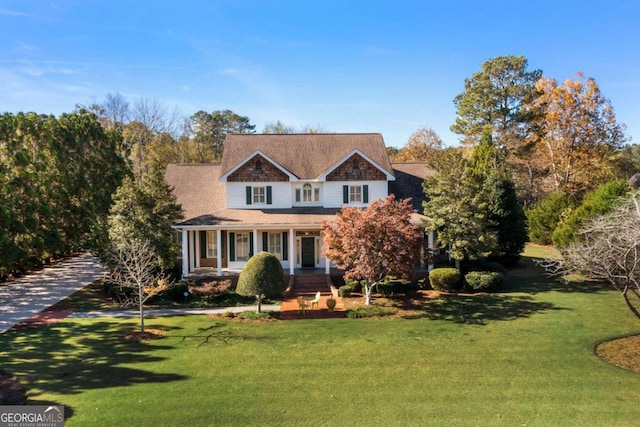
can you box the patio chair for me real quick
[310,292,321,309]
[297,296,308,314]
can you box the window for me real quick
[206,231,217,258]
[268,233,282,259]
[296,184,320,204]
[343,184,369,204]
[349,185,362,203]
[303,184,312,202]
[253,187,265,204]
[236,233,249,261]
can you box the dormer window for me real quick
[295,184,321,204]
[255,159,262,171]
[303,184,312,202]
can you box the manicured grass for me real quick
[1,245,639,426]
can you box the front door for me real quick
[301,237,315,268]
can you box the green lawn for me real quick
[1,245,639,426]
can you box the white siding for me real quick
[226,182,291,209]
[323,181,388,208]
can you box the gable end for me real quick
[227,154,290,182]
[326,153,387,181]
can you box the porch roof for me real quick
[175,207,340,228]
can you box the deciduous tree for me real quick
[394,128,443,163]
[108,238,170,332]
[527,73,627,199]
[322,195,422,305]
[189,110,255,162]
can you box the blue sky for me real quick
[1,1,638,148]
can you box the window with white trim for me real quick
[236,233,250,261]
[268,233,282,259]
[206,231,217,258]
[253,186,265,204]
[349,185,362,203]
[303,184,312,202]
[295,184,321,204]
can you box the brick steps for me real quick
[280,273,346,319]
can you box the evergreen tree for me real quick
[108,169,183,270]
[423,148,498,265]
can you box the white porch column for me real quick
[428,231,435,271]
[325,257,330,274]
[188,230,195,273]
[289,228,295,275]
[181,229,189,278]
[216,229,222,277]
[195,231,201,268]
[253,229,259,256]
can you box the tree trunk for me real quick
[364,285,372,305]
[139,299,145,333]
[256,295,262,313]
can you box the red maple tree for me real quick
[322,195,422,305]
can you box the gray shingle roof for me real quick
[390,162,435,211]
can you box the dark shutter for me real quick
[343,185,349,203]
[200,231,207,259]
[282,232,288,261]
[363,185,369,203]
[266,186,272,205]
[262,232,268,251]
[246,186,252,205]
[229,232,236,261]
[249,233,254,257]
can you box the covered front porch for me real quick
[176,227,333,278]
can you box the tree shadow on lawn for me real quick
[0,320,189,400]
[508,256,610,295]
[419,293,566,325]
[171,322,272,348]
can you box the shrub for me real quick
[552,180,629,248]
[236,311,278,320]
[150,281,189,303]
[465,261,507,275]
[376,281,394,296]
[464,271,505,292]
[339,285,353,297]
[345,279,362,293]
[346,305,398,318]
[429,268,461,291]
[236,252,286,299]
[526,191,573,245]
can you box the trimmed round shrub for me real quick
[466,261,507,275]
[236,251,286,299]
[339,284,353,297]
[429,268,461,291]
[464,271,505,292]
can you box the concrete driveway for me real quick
[0,253,105,333]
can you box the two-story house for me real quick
[165,133,433,278]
